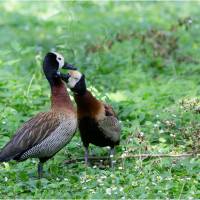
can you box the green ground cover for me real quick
[0,1,199,199]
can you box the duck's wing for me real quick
[104,103,118,118]
[0,112,60,162]
[98,104,121,143]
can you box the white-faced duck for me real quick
[61,70,121,167]
[0,52,77,178]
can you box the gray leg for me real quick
[84,146,89,166]
[38,162,43,179]
[109,147,115,168]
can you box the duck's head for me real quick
[43,52,76,84]
[61,70,86,95]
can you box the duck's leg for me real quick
[109,147,115,168]
[38,161,44,179]
[84,146,89,166]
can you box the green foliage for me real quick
[0,1,199,199]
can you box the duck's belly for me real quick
[79,117,116,147]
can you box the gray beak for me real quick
[63,62,77,70]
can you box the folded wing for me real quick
[0,112,60,162]
[98,104,121,143]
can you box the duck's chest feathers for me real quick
[78,101,105,121]
[78,117,115,147]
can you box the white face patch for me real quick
[52,52,65,69]
[67,70,82,89]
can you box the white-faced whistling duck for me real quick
[60,70,121,167]
[0,52,77,178]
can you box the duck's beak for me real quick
[60,73,70,82]
[63,62,77,70]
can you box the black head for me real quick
[60,70,86,95]
[43,52,77,85]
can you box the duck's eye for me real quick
[58,57,62,61]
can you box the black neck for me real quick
[71,74,87,96]
[72,88,87,96]
[46,73,62,87]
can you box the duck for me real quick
[60,70,121,167]
[0,52,77,178]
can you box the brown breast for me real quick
[51,81,74,113]
[74,90,105,121]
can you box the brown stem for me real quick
[64,152,200,164]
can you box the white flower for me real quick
[112,186,117,191]
[97,179,102,183]
[170,134,176,138]
[139,132,144,137]
[121,153,127,158]
[106,188,112,195]
[165,120,170,125]
[159,129,164,134]
[188,19,192,24]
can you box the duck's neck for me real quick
[74,90,101,116]
[49,78,74,112]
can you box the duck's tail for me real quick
[0,150,12,162]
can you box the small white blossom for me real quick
[139,132,144,137]
[106,188,112,195]
[188,19,192,24]
[121,153,127,158]
[170,134,176,138]
[112,186,117,191]
[159,129,164,134]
